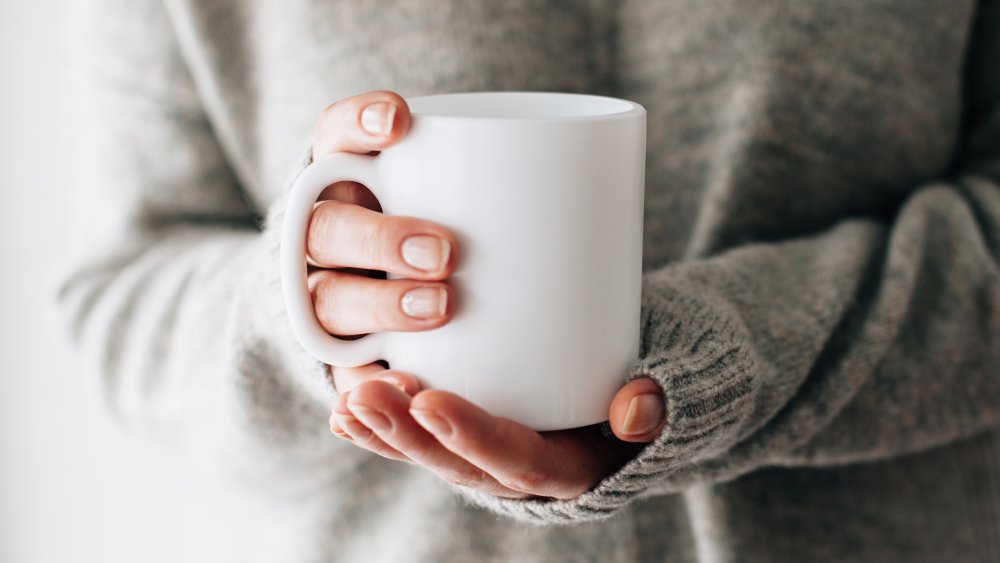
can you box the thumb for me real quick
[608,377,666,443]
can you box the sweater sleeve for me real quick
[57,0,359,489]
[457,2,1000,524]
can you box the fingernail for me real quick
[333,410,371,439]
[360,102,397,136]
[410,408,453,439]
[348,404,391,432]
[401,235,450,272]
[402,286,448,319]
[621,393,664,436]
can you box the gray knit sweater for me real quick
[60,0,1000,561]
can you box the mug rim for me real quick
[406,91,645,123]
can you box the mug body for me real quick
[376,92,646,430]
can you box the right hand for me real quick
[312,93,661,490]
[307,91,459,456]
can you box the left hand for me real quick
[329,366,666,500]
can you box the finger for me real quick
[309,269,455,336]
[608,377,666,443]
[307,182,385,268]
[318,181,382,212]
[308,199,458,279]
[345,380,530,499]
[313,90,412,159]
[409,390,604,500]
[331,365,422,396]
[331,391,412,463]
[328,409,351,440]
[329,363,383,394]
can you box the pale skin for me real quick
[311,90,667,500]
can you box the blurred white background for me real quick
[0,2,270,561]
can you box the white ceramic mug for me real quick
[281,92,646,430]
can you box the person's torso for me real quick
[167,1,999,561]
[184,0,970,270]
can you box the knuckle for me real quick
[321,99,341,118]
[368,283,398,328]
[316,92,408,154]
[314,101,345,149]
[314,271,400,334]
[314,201,390,270]
[358,217,389,267]
[311,273,345,333]
[320,98,351,124]
[307,201,338,258]
[315,95,371,151]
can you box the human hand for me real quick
[331,369,666,499]
[306,89,459,369]
[311,90,666,500]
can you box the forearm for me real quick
[57,203,366,480]
[63,0,361,486]
[638,179,1000,479]
[458,171,1000,525]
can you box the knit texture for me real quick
[59,0,1000,561]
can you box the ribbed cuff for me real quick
[232,143,334,406]
[454,277,760,525]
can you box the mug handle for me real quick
[280,153,386,367]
